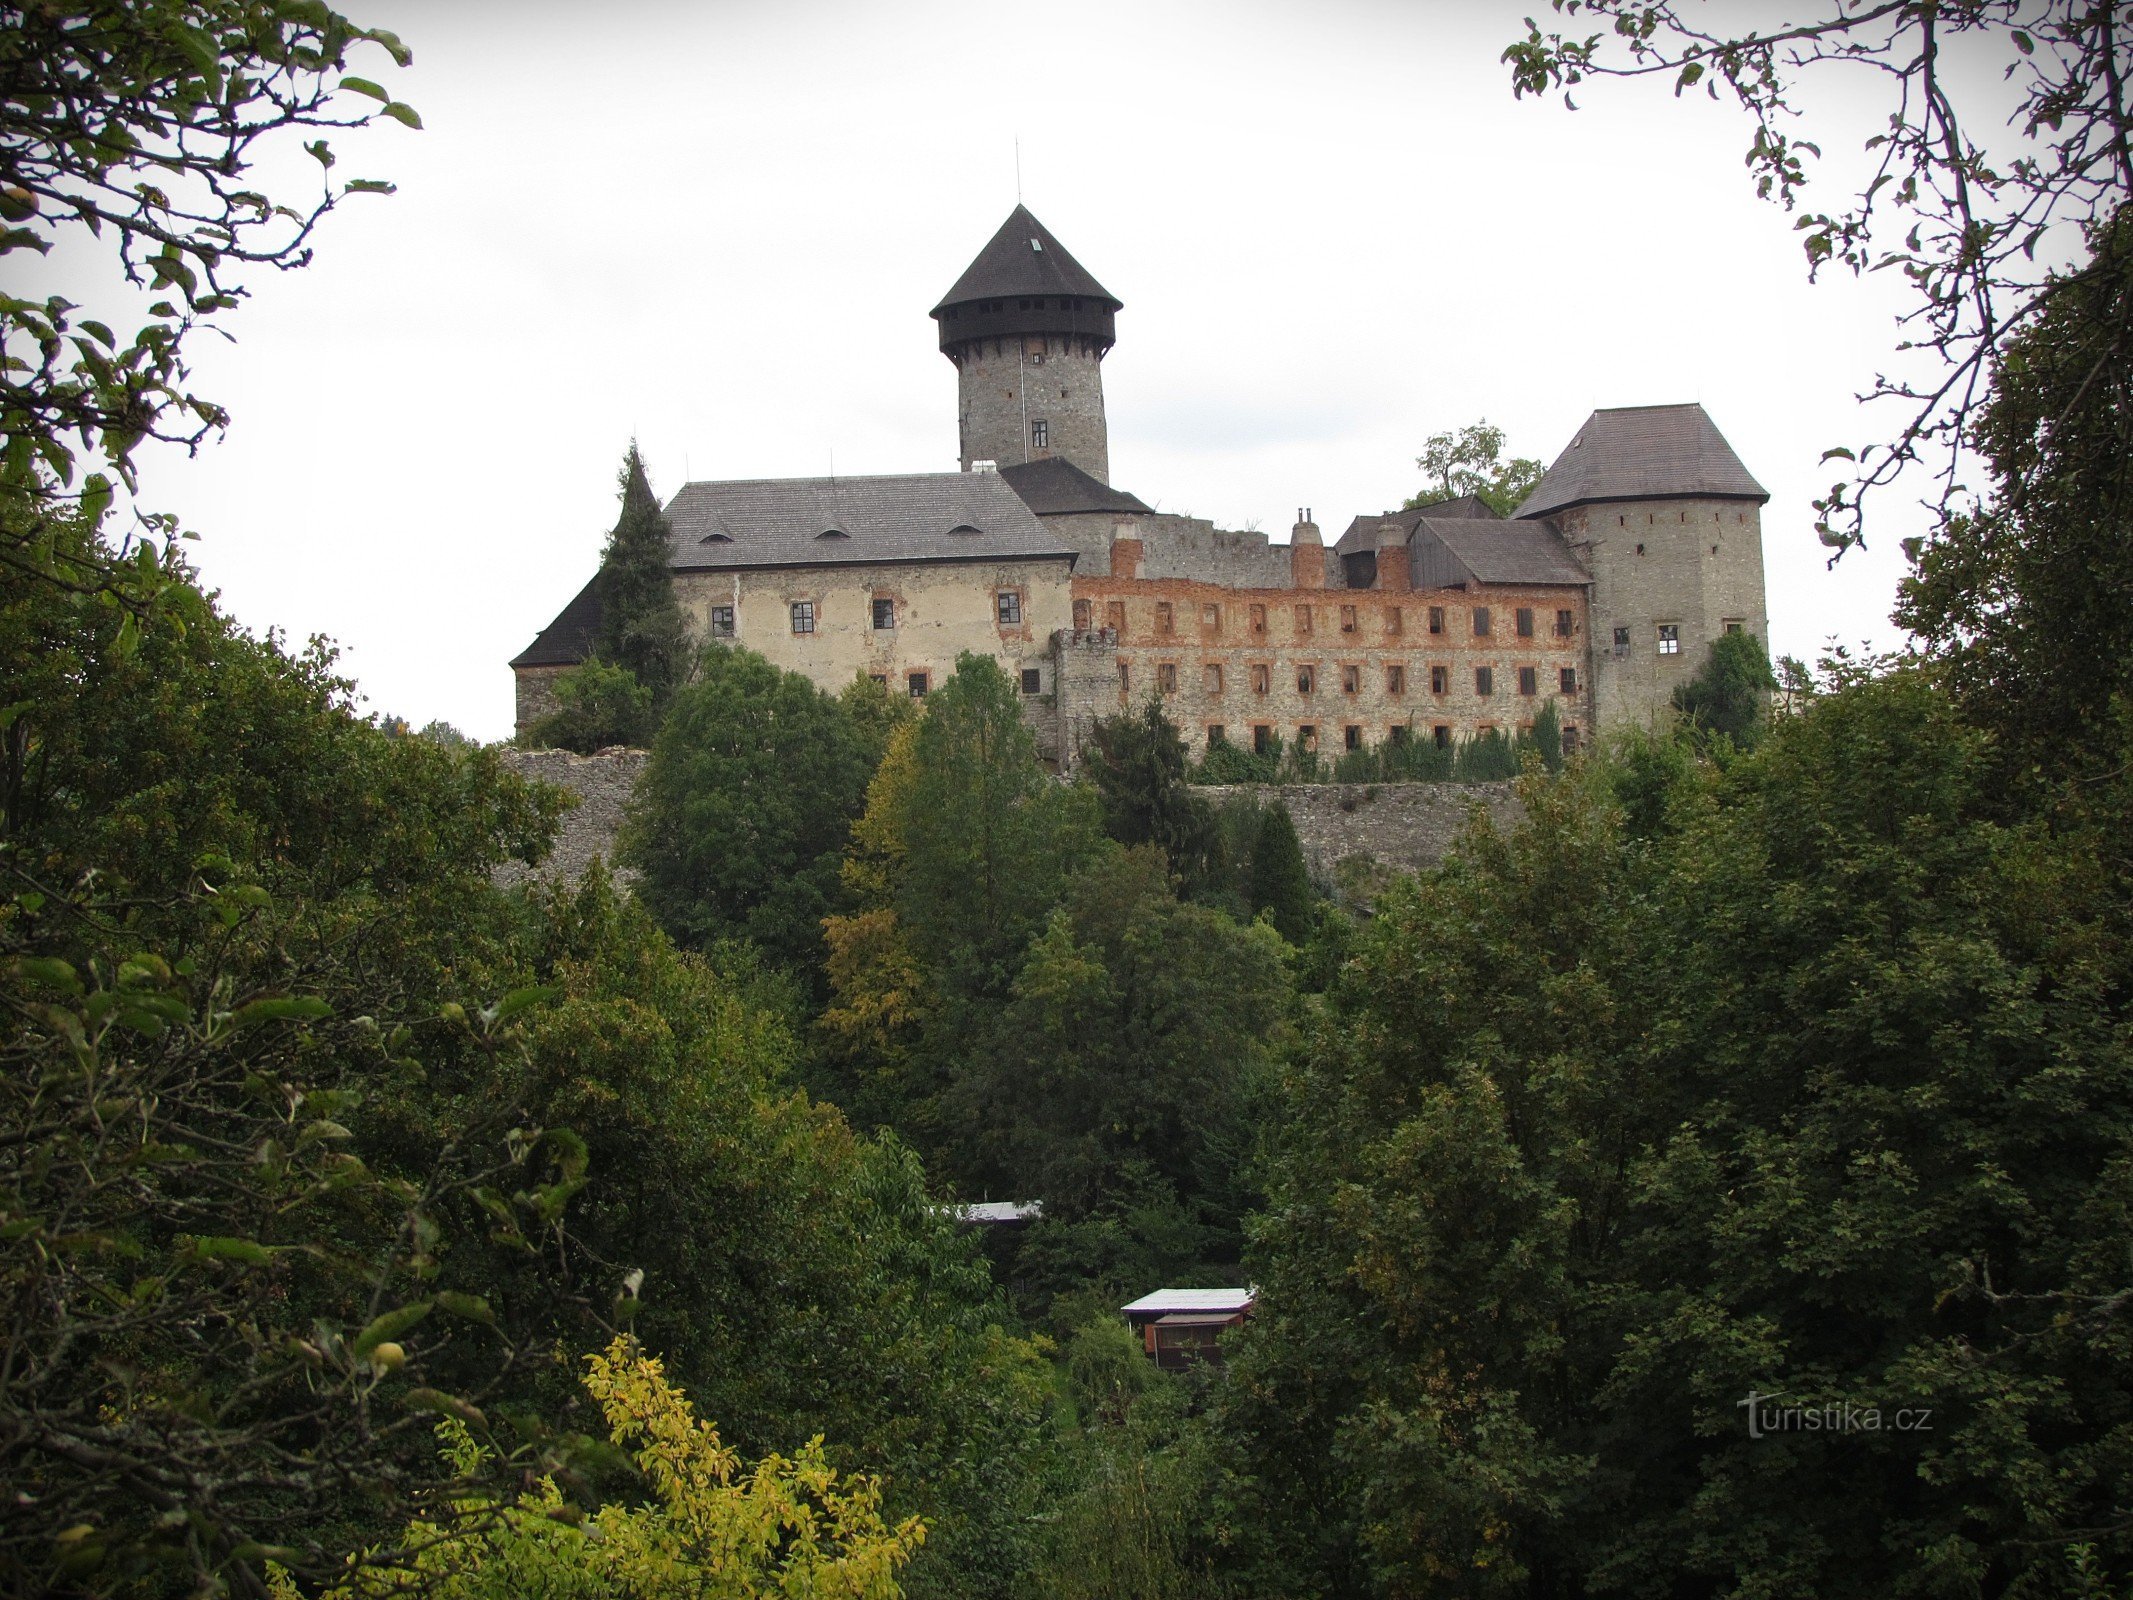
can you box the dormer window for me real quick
[701,532,733,544]
[948,522,983,536]
[816,528,850,540]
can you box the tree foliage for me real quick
[592,444,690,708]
[1402,420,1542,515]
[1504,2,2132,552]
[294,1338,925,1600]
[624,645,874,976]
[1088,698,1218,892]
[1225,678,2133,1597]
[1672,627,1778,747]
[524,656,656,753]
[1246,805,1312,945]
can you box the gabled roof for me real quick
[664,472,1079,571]
[511,574,601,669]
[998,456,1152,517]
[1336,494,1504,558]
[1120,1288,1255,1318]
[932,205,1121,315]
[1410,517,1591,588]
[1517,403,1768,519]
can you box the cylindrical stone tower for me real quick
[932,205,1121,484]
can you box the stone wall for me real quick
[495,747,648,890]
[1198,780,1522,883]
[956,335,1110,482]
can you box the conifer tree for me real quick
[1089,697,1218,893]
[594,443,690,709]
[1248,804,1313,944]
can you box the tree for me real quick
[622,645,874,976]
[295,1338,925,1600]
[1896,206,2133,784]
[1246,805,1313,944]
[1224,680,2133,1597]
[1088,698,1218,893]
[593,444,690,708]
[2,0,417,603]
[1403,420,1542,515]
[1504,4,2131,553]
[1672,627,1778,747]
[523,655,656,751]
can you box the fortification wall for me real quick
[495,747,648,890]
[1198,781,1521,883]
[493,747,1519,899]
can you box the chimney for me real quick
[1375,516,1412,592]
[1112,517,1144,581]
[1290,506,1324,589]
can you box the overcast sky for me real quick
[106,0,2012,740]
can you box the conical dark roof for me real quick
[932,205,1121,315]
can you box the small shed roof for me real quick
[1517,402,1768,519]
[1121,1288,1256,1317]
[999,456,1152,517]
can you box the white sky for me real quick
[101,0,2002,740]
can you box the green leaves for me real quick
[352,1301,433,1360]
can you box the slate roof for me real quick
[664,471,1079,572]
[511,574,601,669]
[932,205,1122,314]
[1517,403,1768,519]
[999,456,1153,517]
[1416,517,1590,586]
[1336,493,1507,559]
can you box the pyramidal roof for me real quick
[932,205,1121,315]
[1516,403,1768,520]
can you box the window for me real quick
[1073,598,1092,631]
[710,604,735,639]
[1207,725,1227,747]
[1202,603,1221,630]
[1030,419,1049,448]
[1433,724,1451,748]
[869,673,887,686]
[1155,601,1174,635]
[1389,725,1410,745]
[1157,662,1178,694]
[1430,665,1449,695]
[1297,665,1316,695]
[1340,604,1358,634]
[1518,666,1538,696]
[1428,605,1446,635]
[1105,600,1126,633]
[1723,617,1745,634]
[1385,606,1403,637]
[997,590,1022,625]
[1562,726,1581,754]
[790,600,815,635]
[1386,664,1405,695]
[1021,668,1042,694]
[1341,664,1361,694]
[907,671,929,697]
[1516,607,1534,638]
[1253,725,1272,754]
[1251,663,1270,694]
[1658,624,1681,655]
[1613,626,1631,659]
[1475,666,1494,696]
[1118,662,1130,694]
[1555,609,1574,638]
[1560,666,1578,694]
[1344,724,1362,751]
[1204,663,1223,694]
[872,597,895,630]
[1472,606,1492,637]
[1299,725,1318,752]
[1250,603,1267,634]
[1294,604,1313,635]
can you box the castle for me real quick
[513,206,1770,764]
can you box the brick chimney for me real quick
[1375,516,1412,592]
[1289,507,1324,589]
[1111,517,1143,580]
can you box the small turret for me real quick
[933,206,1121,483]
[1290,507,1325,589]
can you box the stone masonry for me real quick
[494,747,647,890]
